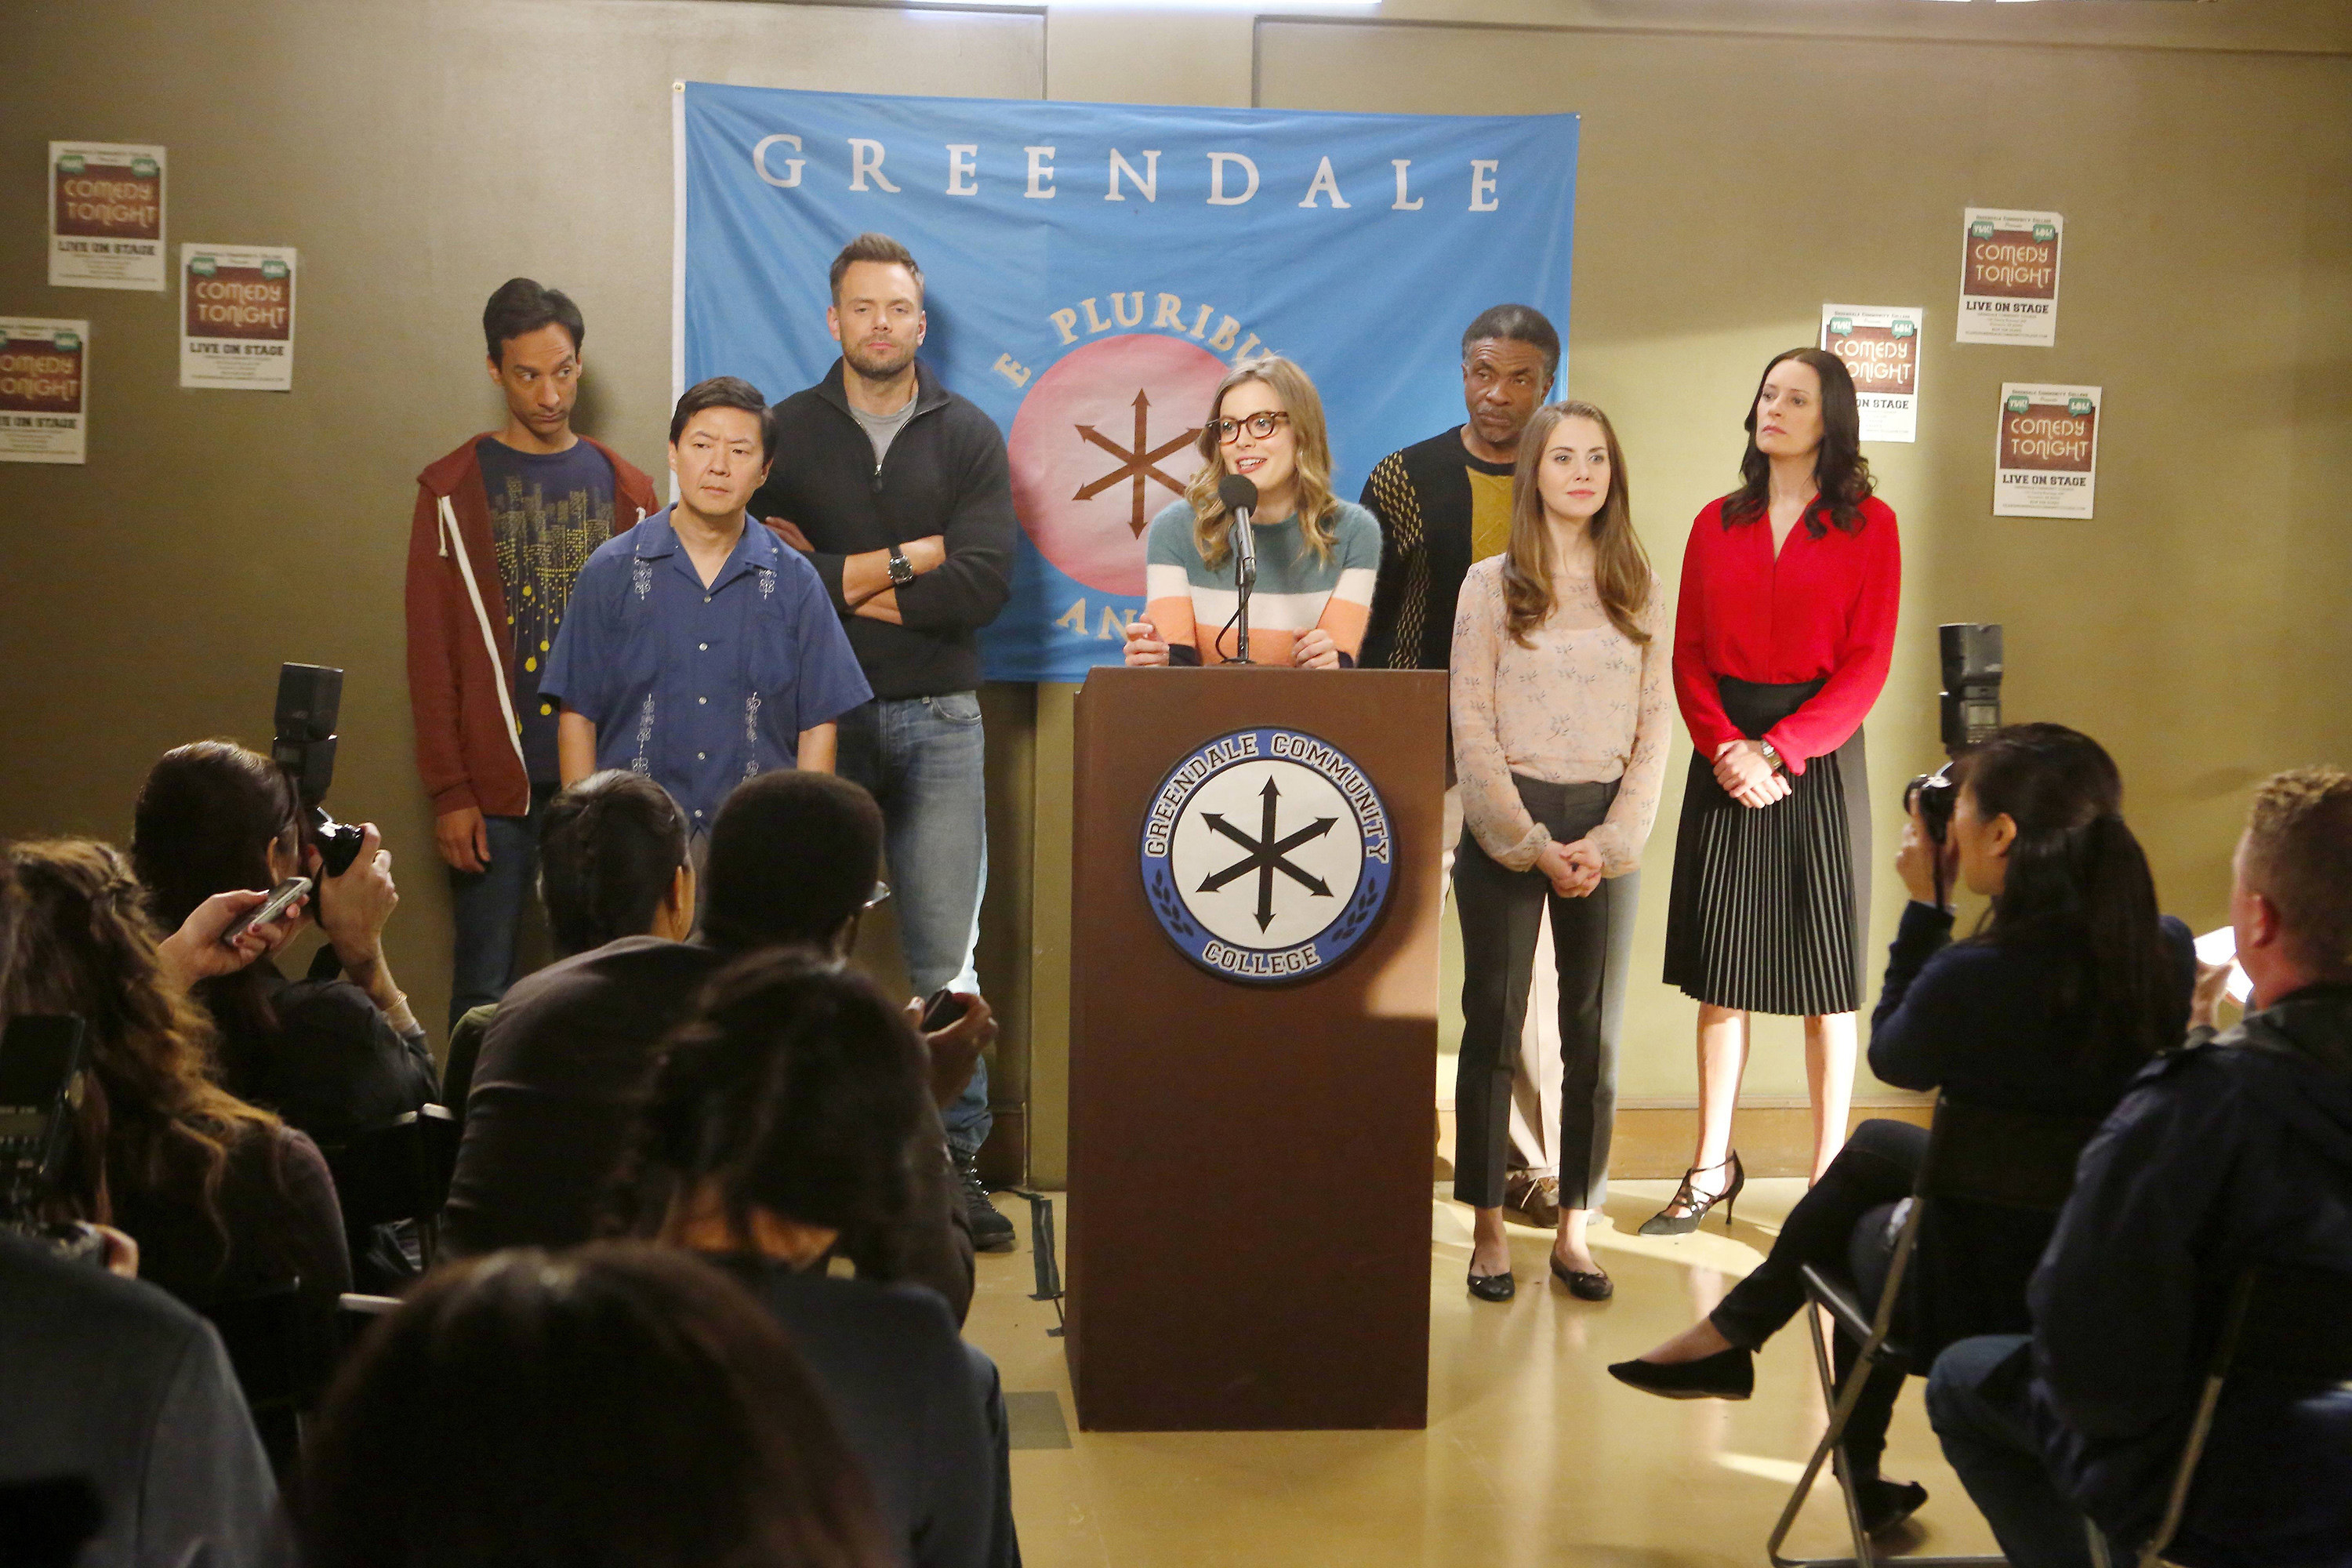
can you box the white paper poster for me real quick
[1994,384,2100,519]
[180,244,296,391]
[1820,304,1924,443]
[0,320,89,465]
[49,142,166,291]
[1957,208,2063,346]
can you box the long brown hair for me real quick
[3,839,284,1234]
[1502,401,1652,647]
[1951,725,2180,1071]
[131,739,303,1052]
[1182,354,1341,572]
[1721,347,1875,538]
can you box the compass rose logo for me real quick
[1140,728,1396,985]
[1008,332,1226,597]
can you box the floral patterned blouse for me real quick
[1448,555,1671,876]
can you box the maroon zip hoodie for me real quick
[404,434,656,818]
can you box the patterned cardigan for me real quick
[1357,426,1512,673]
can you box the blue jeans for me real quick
[445,783,556,1035]
[837,693,990,1158]
[1926,1334,2116,1567]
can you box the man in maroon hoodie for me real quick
[406,279,658,1033]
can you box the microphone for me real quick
[1217,475,1259,663]
[1218,474,1258,586]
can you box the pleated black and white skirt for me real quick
[1662,676,1870,1017]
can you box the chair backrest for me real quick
[1918,1096,2108,1213]
[2140,1260,2352,1566]
[199,1280,312,1475]
[321,1104,462,1232]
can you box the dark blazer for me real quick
[717,1257,998,1568]
[0,1236,279,1568]
[111,1124,351,1347]
[2027,982,2352,1560]
[211,956,439,1146]
[752,360,1015,700]
[445,936,975,1321]
[1868,901,2194,1360]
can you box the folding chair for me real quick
[1766,1096,2107,1568]
[319,1103,462,1269]
[2132,1261,2352,1568]
[332,1290,404,1369]
[201,1280,316,1477]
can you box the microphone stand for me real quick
[1232,510,1256,665]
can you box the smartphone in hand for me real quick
[220,877,311,946]
[920,987,971,1033]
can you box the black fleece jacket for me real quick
[752,360,1015,699]
[2025,982,2352,1562]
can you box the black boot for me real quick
[956,1151,1017,1253]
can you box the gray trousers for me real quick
[1451,777,1639,1212]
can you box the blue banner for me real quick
[677,83,1577,682]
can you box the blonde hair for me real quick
[1181,355,1340,572]
[1503,401,1652,648]
[2243,768,2352,977]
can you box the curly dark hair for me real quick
[612,949,931,1282]
[4,839,285,1236]
[1721,347,1876,539]
[297,1243,889,1568]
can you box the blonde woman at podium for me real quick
[1450,401,1669,1302]
[1122,355,1381,670]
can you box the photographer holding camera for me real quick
[1611,724,2193,1537]
[132,740,436,1288]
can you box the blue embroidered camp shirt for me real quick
[540,507,873,827]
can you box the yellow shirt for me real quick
[1468,469,1514,564]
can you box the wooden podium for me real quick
[1065,665,1447,1431]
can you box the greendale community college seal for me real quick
[1140,728,1395,985]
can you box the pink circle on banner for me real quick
[1008,333,1229,597]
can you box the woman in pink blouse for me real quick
[1450,401,1671,1303]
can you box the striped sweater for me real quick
[1143,499,1381,666]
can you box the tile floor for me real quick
[965,1181,2004,1566]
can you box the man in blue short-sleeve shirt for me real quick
[543,377,871,833]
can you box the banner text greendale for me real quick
[750,136,1504,212]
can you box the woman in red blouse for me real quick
[1643,347,1900,1233]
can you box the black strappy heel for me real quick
[1636,1152,1744,1236]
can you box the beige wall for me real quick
[4,2,2346,1185]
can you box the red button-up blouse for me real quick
[1671,494,1901,775]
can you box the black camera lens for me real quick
[1906,764,1958,844]
[314,816,367,877]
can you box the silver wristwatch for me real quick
[1758,739,1785,773]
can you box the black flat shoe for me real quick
[1466,1268,1515,1302]
[1857,1476,1929,1535]
[1605,1345,1754,1400]
[1636,1152,1746,1236]
[1549,1255,1613,1301]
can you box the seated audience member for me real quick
[444,769,990,1322]
[441,768,698,1120]
[4,840,350,1341]
[624,949,1016,1568]
[131,741,437,1287]
[0,1234,280,1568]
[1929,768,2352,1567]
[1123,354,1381,669]
[295,1243,889,1568]
[1610,725,2190,1536]
[0,852,278,1568]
